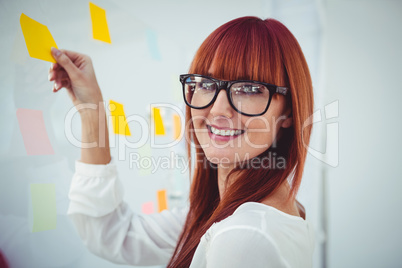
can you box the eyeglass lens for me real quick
[184,75,270,115]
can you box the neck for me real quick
[217,163,235,199]
[216,165,301,218]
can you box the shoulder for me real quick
[206,221,289,267]
[203,202,312,267]
[212,202,305,234]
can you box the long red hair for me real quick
[168,16,314,267]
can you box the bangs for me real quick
[189,17,287,86]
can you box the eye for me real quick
[185,76,216,94]
[198,82,215,90]
[185,82,196,94]
[232,84,263,95]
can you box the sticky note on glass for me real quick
[152,107,165,135]
[16,108,54,155]
[110,100,131,136]
[157,190,168,212]
[173,114,181,140]
[141,201,154,214]
[146,29,161,60]
[89,2,111,43]
[31,184,57,232]
[20,13,58,63]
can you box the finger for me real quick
[52,82,60,92]
[54,80,62,91]
[59,49,84,61]
[51,48,80,80]
[53,77,71,92]
[59,78,70,88]
[48,69,57,81]
[49,64,58,80]
[49,68,69,82]
[55,79,70,90]
[48,69,54,81]
[50,62,60,71]
[57,70,69,81]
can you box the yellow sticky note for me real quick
[157,189,168,212]
[31,184,57,232]
[173,114,181,140]
[20,13,58,63]
[110,100,131,136]
[89,2,111,43]
[152,107,165,135]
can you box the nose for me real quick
[209,89,233,118]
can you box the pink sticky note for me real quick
[141,201,154,214]
[16,108,54,155]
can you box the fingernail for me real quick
[51,47,61,57]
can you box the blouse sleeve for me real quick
[67,160,187,266]
[206,226,290,268]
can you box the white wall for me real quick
[323,1,402,267]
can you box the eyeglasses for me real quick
[180,74,289,117]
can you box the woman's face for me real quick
[191,64,292,168]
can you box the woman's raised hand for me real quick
[49,48,111,164]
[48,48,103,110]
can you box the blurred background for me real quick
[0,0,401,267]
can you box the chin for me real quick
[202,147,236,165]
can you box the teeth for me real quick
[210,126,243,136]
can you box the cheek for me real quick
[244,115,280,147]
[190,108,210,146]
[190,108,208,128]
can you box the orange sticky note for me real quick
[89,2,111,43]
[110,100,131,136]
[141,201,154,214]
[152,107,165,135]
[157,190,168,212]
[16,108,54,155]
[20,13,58,62]
[173,114,181,140]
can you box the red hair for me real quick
[168,16,314,267]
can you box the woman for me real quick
[49,16,314,267]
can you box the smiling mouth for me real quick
[207,125,245,137]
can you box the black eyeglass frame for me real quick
[179,74,289,117]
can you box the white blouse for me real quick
[67,160,315,268]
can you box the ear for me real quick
[280,108,293,128]
[281,116,293,128]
